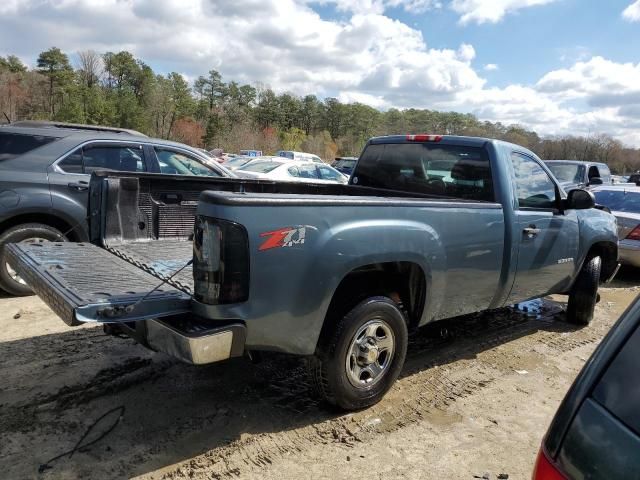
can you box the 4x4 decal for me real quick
[259,227,306,251]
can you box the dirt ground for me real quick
[1,269,640,480]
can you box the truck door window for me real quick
[353,143,494,201]
[511,152,556,209]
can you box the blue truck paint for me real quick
[193,193,505,354]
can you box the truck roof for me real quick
[368,134,490,146]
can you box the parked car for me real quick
[611,174,630,184]
[235,159,348,184]
[533,295,640,480]
[592,185,640,267]
[332,156,358,176]
[239,149,262,157]
[276,150,323,163]
[545,160,612,190]
[8,134,619,410]
[224,155,283,171]
[627,173,640,186]
[0,121,232,296]
[223,155,256,170]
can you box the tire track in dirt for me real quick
[153,300,611,480]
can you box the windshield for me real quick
[547,163,584,184]
[238,161,281,173]
[278,151,294,159]
[594,190,640,213]
[337,159,356,168]
[226,157,253,168]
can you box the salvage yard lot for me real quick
[2,271,639,480]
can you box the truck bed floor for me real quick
[6,242,191,325]
[106,239,193,294]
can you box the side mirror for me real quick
[566,188,596,210]
[588,177,603,186]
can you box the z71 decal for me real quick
[259,226,306,251]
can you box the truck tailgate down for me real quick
[6,242,191,326]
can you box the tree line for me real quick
[1,47,639,172]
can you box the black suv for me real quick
[0,121,232,296]
[533,297,640,479]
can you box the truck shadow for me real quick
[0,297,583,479]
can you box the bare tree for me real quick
[77,50,102,88]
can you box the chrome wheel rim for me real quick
[5,237,49,286]
[346,318,395,388]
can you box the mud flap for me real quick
[6,242,191,326]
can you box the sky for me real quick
[1,0,639,145]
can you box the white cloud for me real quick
[623,0,640,21]
[0,0,638,146]
[311,0,441,14]
[450,0,558,24]
[535,57,640,106]
[484,63,499,71]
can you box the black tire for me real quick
[566,255,601,326]
[0,223,66,296]
[308,296,408,410]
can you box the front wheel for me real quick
[566,255,601,326]
[0,223,66,296]
[308,296,408,410]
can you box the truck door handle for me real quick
[68,181,89,191]
[523,225,541,238]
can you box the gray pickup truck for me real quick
[8,135,619,410]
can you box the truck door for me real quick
[507,152,579,304]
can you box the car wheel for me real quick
[0,223,66,296]
[566,255,601,326]
[308,296,408,410]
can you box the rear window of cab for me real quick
[352,142,494,202]
[0,131,59,161]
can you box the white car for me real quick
[235,159,348,184]
[276,150,323,163]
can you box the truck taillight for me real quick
[532,447,566,480]
[626,225,640,241]
[193,216,249,305]
[406,134,442,142]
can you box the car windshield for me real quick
[0,131,59,161]
[594,190,640,213]
[547,164,584,184]
[337,159,356,168]
[238,161,281,173]
[226,157,253,168]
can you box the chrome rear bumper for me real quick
[106,318,246,365]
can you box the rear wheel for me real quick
[308,296,408,410]
[0,223,66,296]
[566,255,601,326]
